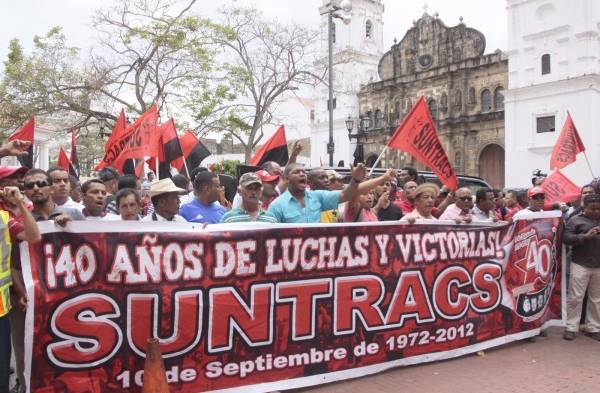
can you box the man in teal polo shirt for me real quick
[221,173,277,223]
[269,163,384,223]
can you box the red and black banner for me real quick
[56,147,78,178]
[148,119,184,179]
[173,131,211,175]
[23,215,564,392]
[249,125,288,167]
[8,117,35,168]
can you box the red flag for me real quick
[172,131,211,174]
[550,112,585,170]
[135,161,145,178]
[96,106,158,171]
[387,97,458,190]
[540,170,581,205]
[57,147,71,173]
[95,110,128,171]
[117,105,159,160]
[249,125,288,166]
[8,117,35,168]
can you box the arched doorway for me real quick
[365,154,381,168]
[479,144,505,189]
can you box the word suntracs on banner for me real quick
[23,215,564,393]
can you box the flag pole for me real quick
[583,152,596,178]
[368,146,388,176]
[155,157,160,179]
[182,158,190,178]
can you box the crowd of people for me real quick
[0,137,599,392]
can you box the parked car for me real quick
[235,164,492,194]
[319,167,492,194]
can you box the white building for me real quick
[1,123,56,169]
[505,0,600,187]
[311,0,385,167]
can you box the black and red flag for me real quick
[172,131,211,175]
[147,118,184,179]
[8,117,35,168]
[56,147,78,177]
[69,128,80,178]
[249,125,288,167]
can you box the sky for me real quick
[0,0,508,69]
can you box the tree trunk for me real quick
[244,144,253,164]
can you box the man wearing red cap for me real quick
[0,167,28,216]
[232,170,279,210]
[513,187,546,219]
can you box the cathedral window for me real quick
[454,151,462,172]
[374,109,383,128]
[541,54,551,75]
[428,99,438,120]
[454,90,462,111]
[441,93,448,112]
[394,100,400,119]
[366,20,373,39]
[468,87,476,105]
[494,87,505,111]
[481,89,492,112]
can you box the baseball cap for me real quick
[0,166,27,180]
[149,178,186,197]
[239,173,263,188]
[255,170,278,183]
[528,186,545,198]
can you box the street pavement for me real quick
[296,327,600,393]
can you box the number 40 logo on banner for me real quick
[514,236,556,321]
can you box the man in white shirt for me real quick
[472,188,496,222]
[142,178,188,222]
[48,168,83,211]
[513,187,546,219]
[81,179,120,220]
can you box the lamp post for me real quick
[322,0,352,167]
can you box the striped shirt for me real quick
[220,207,277,224]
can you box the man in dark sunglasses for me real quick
[22,169,85,223]
[439,187,474,224]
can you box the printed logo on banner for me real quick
[510,228,559,322]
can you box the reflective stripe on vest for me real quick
[0,210,12,317]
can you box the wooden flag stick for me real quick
[155,157,160,180]
[183,157,191,178]
[368,146,388,176]
[583,152,596,179]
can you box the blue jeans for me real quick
[0,314,10,391]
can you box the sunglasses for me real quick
[24,180,50,190]
[531,194,546,200]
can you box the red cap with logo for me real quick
[528,186,546,198]
[255,170,278,183]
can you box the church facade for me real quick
[357,12,508,188]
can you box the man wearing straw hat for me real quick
[142,178,187,222]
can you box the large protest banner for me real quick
[22,214,564,393]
